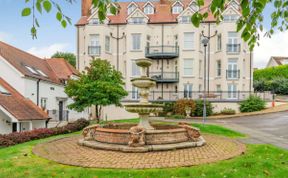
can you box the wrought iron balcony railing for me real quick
[88,46,101,56]
[145,45,179,59]
[149,72,179,83]
[226,70,240,79]
[226,44,241,53]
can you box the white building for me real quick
[76,0,254,119]
[266,56,288,68]
[0,41,89,128]
[0,77,49,134]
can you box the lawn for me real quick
[0,120,287,178]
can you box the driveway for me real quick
[211,111,288,149]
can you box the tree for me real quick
[51,52,76,67]
[21,0,288,50]
[65,58,128,122]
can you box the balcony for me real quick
[149,72,179,83]
[145,45,179,59]
[226,70,240,79]
[88,46,101,56]
[226,44,240,53]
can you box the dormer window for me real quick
[128,4,137,15]
[0,85,10,95]
[190,2,199,12]
[144,4,154,14]
[230,1,240,10]
[172,2,183,14]
[36,69,48,77]
[89,18,100,25]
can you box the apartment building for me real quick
[76,0,253,102]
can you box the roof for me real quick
[0,41,79,84]
[46,58,80,80]
[77,0,239,26]
[271,56,288,65]
[0,78,49,121]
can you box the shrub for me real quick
[153,101,175,117]
[0,118,89,147]
[168,114,186,119]
[194,100,213,117]
[239,95,266,112]
[173,99,196,116]
[220,108,236,115]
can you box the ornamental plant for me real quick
[239,95,266,112]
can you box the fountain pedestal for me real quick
[138,114,154,130]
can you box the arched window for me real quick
[128,4,137,15]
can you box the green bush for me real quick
[173,99,196,116]
[168,114,186,119]
[194,100,213,117]
[153,101,175,117]
[220,108,236,115]
[239,95,266,112]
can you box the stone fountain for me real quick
[78,58,206,152]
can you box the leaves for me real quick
[43,0,52,13]
[22,8,31,16]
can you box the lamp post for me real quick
[110,26,125,71]
[201,30,217,124]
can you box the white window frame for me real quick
[131,33,141,50]
[183,59,194,76]
[132,86,140,100]
[144,4,154,14]
[129,17,145,24]
[183,32,194,50]
[217,34,222,51]
[227,32,239,53]
[228,84,237,99]
[105,35,111,52]
[36,69,48,77]
[172,3,183,14]
[89,18,100,25]
[180,16,191,24]
[89,34,100,55]
[190,2,199,12]
[216,60,221,77]
[25,66,38,75]
[184,84,193,98]
[227,58,238,79]
[132,61,141,77]
[40,98,47,110]
[128,4,136,15]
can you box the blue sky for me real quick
[0,0,287,68]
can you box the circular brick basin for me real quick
[33,134,246,169]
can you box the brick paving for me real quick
[33,134,246,169]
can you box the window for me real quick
[105,36,110,52]
[228,84,237,99]
[227,32,239,52]
[132,61,141,76]
[184,84,193,98]
[40,98,47,110]
[183,59,193,76]
[243,59,246,78]
[198,84,202,92]
[216,85,221,92]
[144,4,154,14]
[132,34,141,50]
[184,32,194,49]
[179,16,191,23]
[128,4,137,15]
[172,3,183,14]
[223,15,239,22]
[230,1,240,10]
[199,60,202,76]
[227,59,238,79]
[217,34,222,51]
[190,2,199,11]
[132,86,139,100]
[129,17,145,24]
[89,34,100,55]
[25,66,38,75]
[36,69,48,77]
[89,18,100,25]
[216,60,221,77]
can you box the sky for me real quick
[0,0,287,68]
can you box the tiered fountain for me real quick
[79,58,206,152]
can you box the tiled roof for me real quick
[0,41,79,84]
[46,58,80,80]
[0,78,49,121]
[77,0,234,26]
[271,56,288,65]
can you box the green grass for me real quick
[0,120,287,178]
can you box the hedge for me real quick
[0,118,89,147]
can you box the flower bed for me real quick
[0,118,89,147]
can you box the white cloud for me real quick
[254,30,288,69]
[27,43,70,58]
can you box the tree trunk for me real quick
[95,105,100,123]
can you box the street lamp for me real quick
[201,30,217,124]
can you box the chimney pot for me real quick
[82,0,92,16]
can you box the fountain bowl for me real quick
[124,103,163,114]
[131,77,156,88]
[135,58,153,68]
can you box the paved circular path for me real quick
[33,134,246,169]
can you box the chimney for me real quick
[82,0,92,16]
[160,0,166,4]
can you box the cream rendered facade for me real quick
[77,1,253,103]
